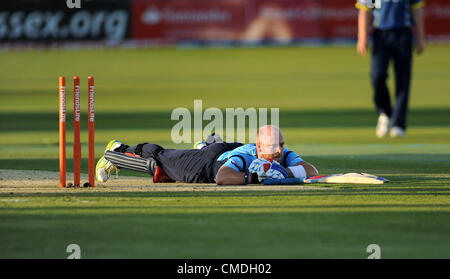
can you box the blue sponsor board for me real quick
[0,0,131,42]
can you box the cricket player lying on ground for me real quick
[95,125,319,185]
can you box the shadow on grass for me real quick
[1,184,450,199]
[2,203,450,213]
[1,108,449,132]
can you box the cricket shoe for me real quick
[193,141,207,150]
[96,140,123,183]
[206,133,223,144]
[390,126,405,138]
[376,113,390,138]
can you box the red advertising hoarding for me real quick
[132,0,327,42]
[132,0,247,41]
[245,0,322,41]
[424,0,450,40]
[131,0,358,42]
[320,0,358,39]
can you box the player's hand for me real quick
[249,159,289,182]
[357,38,368,56]
[264,161,289,180]
[248,158,269,176]
[416,38,425,55]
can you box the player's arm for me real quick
[410,2,426,54]
[282,150,319,178]
[286,161,319,178]
[215,166,246,185]
[356,3,373,56]
[216,155,252,185]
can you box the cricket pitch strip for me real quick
[0,169,331,194]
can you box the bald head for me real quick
[256,125,284,161]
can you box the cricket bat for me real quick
[263,172,389,185]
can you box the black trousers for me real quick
[125,142,243,183]
[371,28,413,130]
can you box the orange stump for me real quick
[59,77,66,188]
[73,76,81,187]
[88,76,95,187]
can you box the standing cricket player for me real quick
[356,0,426,138]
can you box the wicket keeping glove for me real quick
[249,158,289,182]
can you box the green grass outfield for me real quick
[0,45,449,258]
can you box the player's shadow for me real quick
[1,153,449,175]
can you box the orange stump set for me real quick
[59,76,95,188]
